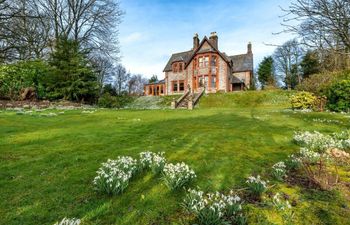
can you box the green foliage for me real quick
[148,74,158,83]
[300,51,320,78]
[327,80,350,112]
[98,93,134,108]
[0,60,48,100]
[257,56,275,89]
[47,36,98,103]
[290,91,317,110]
[297,70,350,95]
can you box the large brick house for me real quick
[144,32,253,96]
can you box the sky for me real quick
[118,0,294,78]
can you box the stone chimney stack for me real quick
[193,33,199,51]
[247,42,252,54]
[209,32,218,49]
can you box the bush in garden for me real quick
[182,189,246,225]
[271,162,287,181]
[293,130,350,190]
[162,162,196,190]
[93,157,138,195]
[246,175,268,199]
[53,218,81,225]
[0,60,48,100]
[290,91,317,110]
[327,80,350,112]
[98,93,118,108]
[139,151,166,174]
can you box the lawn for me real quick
[0,90,349,225]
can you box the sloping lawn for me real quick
[0,91,349,224]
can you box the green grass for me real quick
[0,90,349,225]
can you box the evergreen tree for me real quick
[300,50,320,78]
[47,36,98,102]
[149,75,158,83]
[257,56,275,89]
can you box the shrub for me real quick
[0,60,48,100]
[54,218,81,225]
[327,80,350,112]
[290,91,317,110]
[162,162,196,190]
[98,93,134,108]
[271,162,287,181]
[98,93,118,108]
[182,188,245,225]
[246,175,268,199]
[93,157,138,195]
[296,70,350,95]
[139,151,166,174]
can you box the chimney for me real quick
[247,42,252,54]
[209,32,218,49]
[193,33,199,51]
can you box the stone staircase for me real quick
[171,88,205,110]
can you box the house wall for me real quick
[218,57,228,91]
[166,70,186,95]
[233,71,252,88]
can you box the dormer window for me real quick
[179,63,183,72]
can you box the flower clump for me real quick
[284,154,302,171]
[246,175,268,198]
[93,156,138,195]
[162,162,196,190]
[272,161,287,181]
[139,151,166,174]
[54,218,81,225]
[183,188,245,225]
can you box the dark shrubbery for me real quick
[0,60,48,100]
[327,80,350,112]
[98,92,134,108]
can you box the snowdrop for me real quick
[93,156,138,195]
[162,162,196,190]
[139,151,166,174]
[246,175,268,197]
[272,161,287,181]
[54,218,81,225]
[183,188,244,225]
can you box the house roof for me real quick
[163,50,193,72]
[163,36,253,73]
[229,53,253,72]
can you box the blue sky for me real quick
[119,0,294,78]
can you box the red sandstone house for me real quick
[144,32,253,96]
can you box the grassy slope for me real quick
[0,90,349,225]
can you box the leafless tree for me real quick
[128,74,148,95]
[113,64,130,95]
[273,39,303,89]
[281,0,350,69]
[91,55,115,96]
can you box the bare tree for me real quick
[113,64,129,95]
[91,55,114,96]
[281,0,350,69]
[128,74,148,95]
[273,39,303,89]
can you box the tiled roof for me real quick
[163,50,193,72]
[229,53,253,72]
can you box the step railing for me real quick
[171,90,190,109]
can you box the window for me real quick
[173,63,178,72]
[173,82,178,92]
[179,63,183,72]
[211,56,217,66]
[204,56,209,67]
[199,57,203,68]
[160,86,163,94]
[211,76,216,88]
[179,81,184,91]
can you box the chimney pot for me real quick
[209,32,218,49]
[193,33,199,51]
[247,42,252,54]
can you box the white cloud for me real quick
[120,32,143,45]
